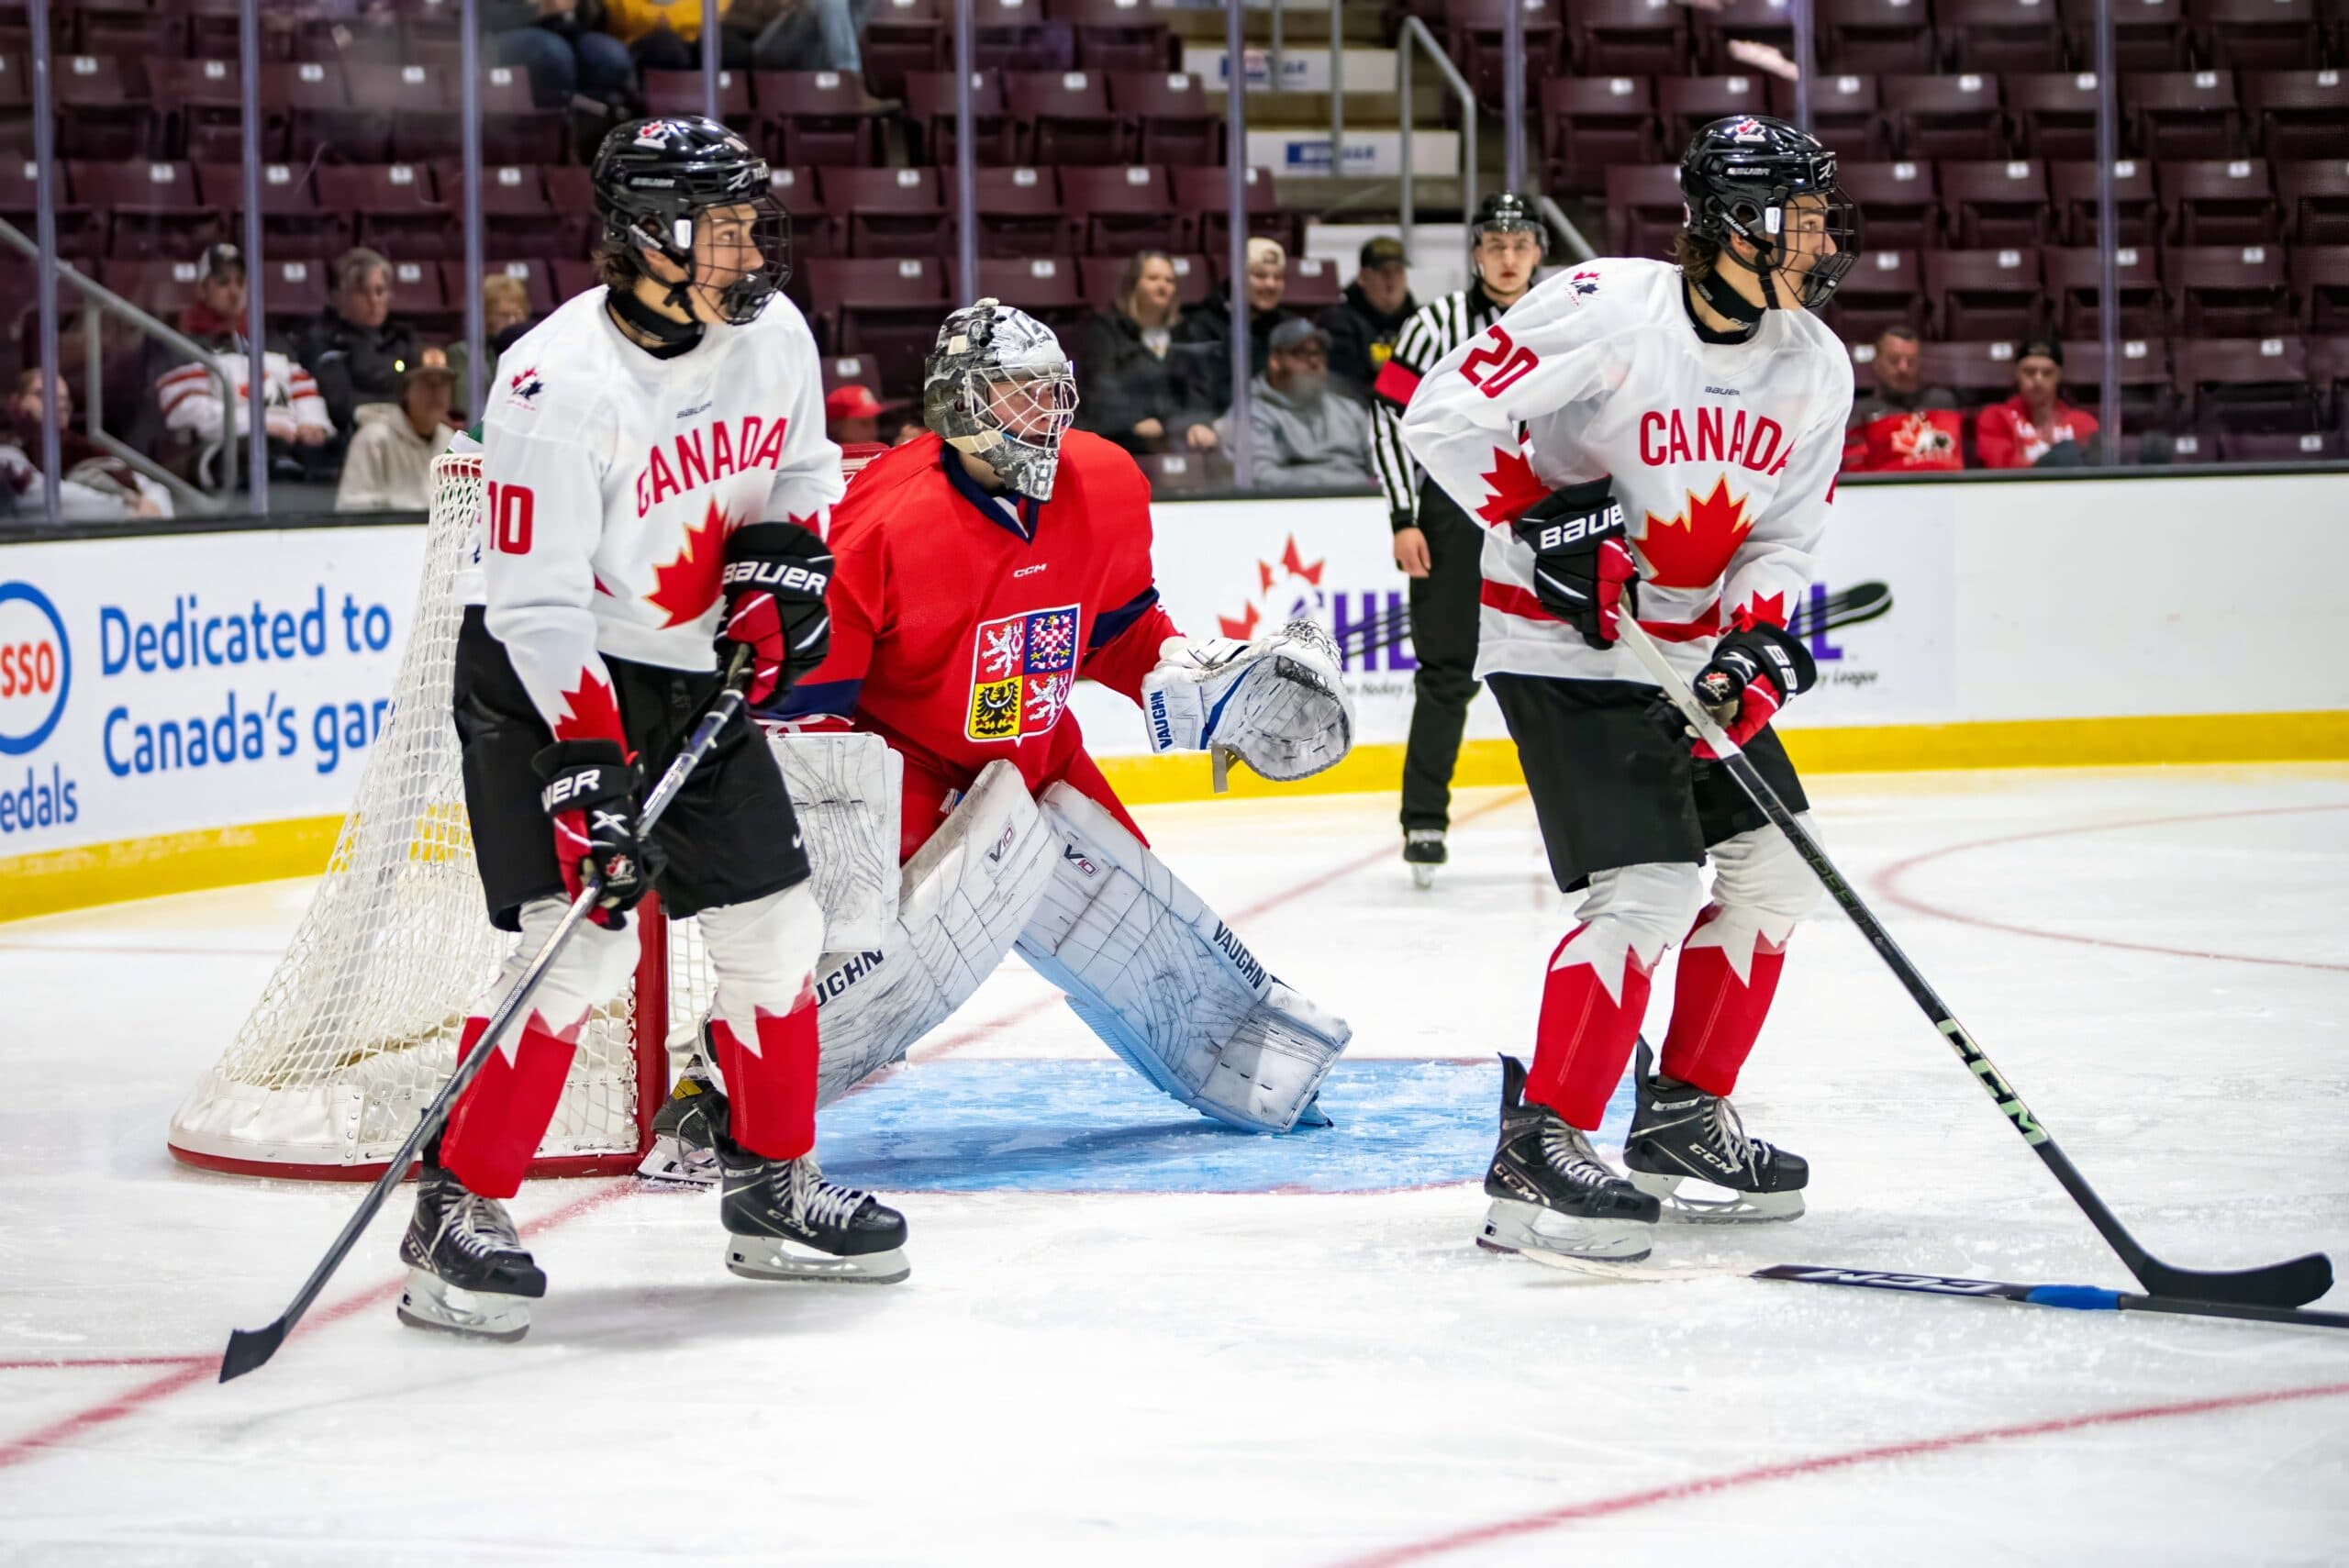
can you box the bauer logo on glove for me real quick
[1138,618,1354,784]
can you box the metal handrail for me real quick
[1397,16,1475,270]
[1535,194,1598,264]
[0,218,234,514]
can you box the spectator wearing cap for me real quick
[149,244,334,489]
[1317,237,1419,403]
[1215,317,1373,491]
[2,370,173,520]
[481,0,635,111]
[1197,236,1302,408]
[335,362,459,512]
[1976,338,2099,469]
[296,248,423,451]
[1842,324,1964,473]
[1074,250,1220,459]
[825,383,890,447]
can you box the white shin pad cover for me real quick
[1012,781,1350,1132]
[696,881,826,1041]
[811,760,1055,1105]
[1687,815,1821,971]
[1552,862,1708,997]
[769,730,901,951]
[497,895,640,1035]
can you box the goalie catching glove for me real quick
[535,740,662,929]
[1140,618,1354,783]
[718,521,833,707]
[1511,475,1636,649]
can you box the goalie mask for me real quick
[593,117,788,331]
[923,299,1079,503]
[1679,115,1861,314]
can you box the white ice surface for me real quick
[3,766,2346,1565]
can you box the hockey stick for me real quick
[1614,617,2334,1311]
[1334,579,1893,669]
[1753,1264,2349,1330]
[219,648,757,1383]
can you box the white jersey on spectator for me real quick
[459,284,842,745]
[1399,256,1854,687]
[155,343,333,478]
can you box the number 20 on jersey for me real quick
[1461,327,1539,397]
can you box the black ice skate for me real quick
[1622,1041,1809,1223]
[1477,1055,1661,1262]
[1403,828,1447,890]
[637,1046,727,1187]
[718,1135,910,1284]
[395,1164,547,1342]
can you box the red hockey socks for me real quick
[1658,905,1789,1096]
[440,1011,579,1200]
[708,989,820,1162]
[1523,926,1656,1132]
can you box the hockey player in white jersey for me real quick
[1401,117,1859,1264]
[401,117,907,1342]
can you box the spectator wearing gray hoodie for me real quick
[1217,317,1375,491]
[334,363,458,511]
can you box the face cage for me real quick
[1712,186,1862,309]
[635,194,791,326]
[961,367,1079,501]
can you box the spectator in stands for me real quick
[1074,250,1220,458]
[334,363,458,512]
[445,273,538,416]
[297,249,422,450]
[1217,317,1372,491]
[152,244,335,488]
[1842,324,1964,473]
[1317,237,1418,403]
[1198,237,1302,406]
[610,0,872,77]
[1,370,173,520]
[1976,338,2100,469]
[825,383,886,446]
[484,0,635,110]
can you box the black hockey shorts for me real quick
[452,606,812,931]
[1487,671,1809,894]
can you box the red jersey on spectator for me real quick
[1974,396,2099,470]
[765,429,1184,858]
[1842,387,1965,473]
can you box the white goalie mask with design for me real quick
[923,299,1080,502]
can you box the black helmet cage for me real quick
[595,117,790,327]
[1680,117,1862,309]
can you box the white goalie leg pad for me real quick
[1012,782,1350,1132]
[811,760,1056,1104]
[1139,619,1355,783]
[767,729,901,951]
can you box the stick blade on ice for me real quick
[2132,1250,2332,1310]
[220,1320,287,1383]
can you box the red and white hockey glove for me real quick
[1510,476,1638,649]
[1687,620,1817,759]
[535,740,661,929]
[717,521,834,707]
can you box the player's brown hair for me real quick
[1671,227,1720,283]
[594,230,638,294]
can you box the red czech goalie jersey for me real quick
[763,429,1182,795]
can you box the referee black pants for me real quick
[1400,477,1484,834]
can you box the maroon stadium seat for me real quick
[1941,0,2068,72]
[2005,72,2108,161]
[1,156,97,257]
[147,57,247,163]
[1168,164,1291,260]
[2242,72,2349,162]
[256,61,349,168]
[1826,248,1928,341]
[1818,0,1939,72]
[1542,77,1661,198]
[100,257,207,317]
[970,165,1080,258]
[1839,161,1942,250]
[2159,157,2278,244]
[1655,75,1771,152]
[54,53,146,161]
[68,160,217,261]
[254,255,330,328]
[438,164,574,262]
[2189,0,2320,69]
[1603,162,1687,259]
[78,1,180,57]
[1078,250,1211,308]
[2218,428,2339,460]
[1919,339,2028,411]
[2176,333,2311,428]
[2277,159,2349,242]
[2044,243,2167,336]
[1283,255,1343,313]
[317,163,456,261]
[863,0,942,96]
[1050,0,1176,73]
[384,254,450,336]
[1110,71,1219,168]
[2050,158,2160,245]
[1940,159,2053,246]
[1883,72,2009,161]
[2060,0,2193,70]
[1007,69,1124,166]
[546,258,598,304]
[763,165,837,260]
[0,56,23,159]
[640,69,754,136]
[1444,0,1565,115]
[344,61,467,165]
[820,352,880,393]
[1691,0,1797,74]
[967,254,1085,333]
[754,71,885,168]
[477,64,564,168]
[823,166,950,259]
[969,0,1075,74]
[1569,0,1690,76]
[1062,163,1178,255]
[2166,242,2293,334]
[1769,73,1889,159]
[2058,335,2176,430]
[1925,246,2047,339]
[903,71,1015,165]
[2125,71,2243,161]
[1133,450,1216,495]
[196,159,345,259]
[804,255,951,394]
[2290,244,2349,328]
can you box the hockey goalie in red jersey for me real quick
[638,299,1357,1183]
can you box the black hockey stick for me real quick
[219,649,758,1383]
[1616,617,2333,1311]
[1335,579,1894,670]
[1754,1264,2349,1330]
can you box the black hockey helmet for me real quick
[592,116,787,326]
[1679,116,1860,309]
[1470,190,1547,255]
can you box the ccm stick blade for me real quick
[1755,1264,2349,1330]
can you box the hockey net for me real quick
[168,444,876,1180]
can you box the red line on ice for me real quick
[1325,1380,2349,1567]
[1874,802,2349,973]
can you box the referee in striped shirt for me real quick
[1368,192,1546,885]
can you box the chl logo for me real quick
[0,583,72,757]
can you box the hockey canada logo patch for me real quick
[966,604,1079,743]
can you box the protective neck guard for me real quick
[607,285,706,357]
[1686,267,1765,343]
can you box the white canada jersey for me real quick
[1398,257,1853,687]
[459,285,843,749]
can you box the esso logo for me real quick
[0,582,72,756]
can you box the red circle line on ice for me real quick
[1874,802,2349,974]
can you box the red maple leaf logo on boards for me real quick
[646,497,736,627]
[552,668,624,746]
[1640,475,1754,590]
[1218,603,1262,640]
[1473,445,1548,528]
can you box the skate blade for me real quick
[637,1133,719,1189]
[1628,1171,1806,1225]
[1476,1198,1653,1264]
[726,1236,910,1284]
[395,1268,531,1342]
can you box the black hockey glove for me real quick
[717,521,834,707]
[535,740,662,929]
[1680,620,1818,759]
[1509,476,1638,649]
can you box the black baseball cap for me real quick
[198,242,245,281]
[1359,237,1408,270]
[2017,337,2064,366]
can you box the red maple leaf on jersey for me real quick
[1640,475,1754,590]
[551,667,625,746]
[1218,603,1262,640]
[1472,445,1548,528]
[646,497,736,628]
[1732,589,1790,630]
